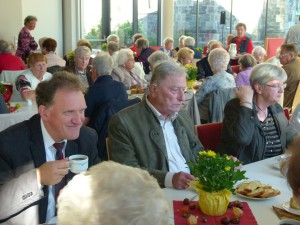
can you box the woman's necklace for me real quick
[254,102,268,117]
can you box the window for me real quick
[82,0,103,50]
[111,0,133,47]
[138,0,159,46]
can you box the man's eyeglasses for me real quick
[262,83,287,89]
[279,53,290,58]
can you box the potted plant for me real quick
[188,150,247,216]
[185,64,198,89]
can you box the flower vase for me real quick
[198,189,231,216]
[186,79,196,89]
[1,83,13,103]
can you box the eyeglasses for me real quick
[279,53,290,58]
[262,83,287,89]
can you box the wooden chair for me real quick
[105,137,110,160]
[195,122,223,151]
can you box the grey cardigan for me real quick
[108,100,203,187]
[218,98,298,164]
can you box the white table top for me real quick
[163,156,291,225]
[0,101,38,132]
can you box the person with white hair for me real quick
[175,35,187,52]
[183,36,201,59]
[218,63,297,164]
[57,161,169,225]
[106,34,119,45]
[251,46,266,64]
[108,61,203,189]
[84,52,127,126]
[148,50,169,71]
[0,39,25,73]
[159,37,174,57]
[64,46,92,88]
[195,48,235,123]
[111,48,145,89]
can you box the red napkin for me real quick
[173,200,258,225]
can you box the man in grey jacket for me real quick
[108,61,203,189]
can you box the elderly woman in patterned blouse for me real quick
[16,53,52,101]
[15,15,38,63]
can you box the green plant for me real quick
[0,83,7,94]
[185,64,198,81]
[188,150,247,193]
[101,43,107,51]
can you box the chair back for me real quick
[0,70,25,102]
[230,65,240,74]
[208,88,236,123]
[195,122,223,151]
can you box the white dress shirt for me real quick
[40,119,66,222]
[146,98,190,188]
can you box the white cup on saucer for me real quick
[278,219,300,225]
[69,154,88,174]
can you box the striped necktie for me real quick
[53,142,66,201]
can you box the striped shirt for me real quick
[260,110,283,158]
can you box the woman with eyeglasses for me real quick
[218,63,298,164]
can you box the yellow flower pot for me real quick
[186,79,196,89]
[198,189,231,216]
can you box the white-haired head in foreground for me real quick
[57,161,169,225]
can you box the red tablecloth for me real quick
[173,200,258,225]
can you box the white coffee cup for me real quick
[278,219,300,225]
[69,154,88,174]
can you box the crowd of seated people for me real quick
[2,18,300,225]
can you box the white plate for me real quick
[282,201,300,216]
[236,192,278,201]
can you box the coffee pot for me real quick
[228,43,237,58]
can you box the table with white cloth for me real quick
[0,101,38,132]
[128,90,201,125]
[163,156,292,225]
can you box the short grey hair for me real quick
[0,40,10,53]
[92,52,114,76]
[250,63,287,88]
[179,35,187,44]
[132,33,143,43]
[208,48,230,72]
[183,36,195,47]
[163,37,174,45]
[209,41,223,52]
[252,46,266,58]
[116,48,133,66]
[238,54,257,69]
[24,15,37,25]
[107,34,119,44]
[107,41,119,54]
[74,46,91,58]
[150,60,186,84]
[148,51,169,68]
[57,161,169,225]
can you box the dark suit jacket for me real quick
[0,114,100,223]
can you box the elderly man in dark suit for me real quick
[0,71,100,224]
[108,61,203,189]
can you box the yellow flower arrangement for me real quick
[188,150,247,193]
[185,64,198,81]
